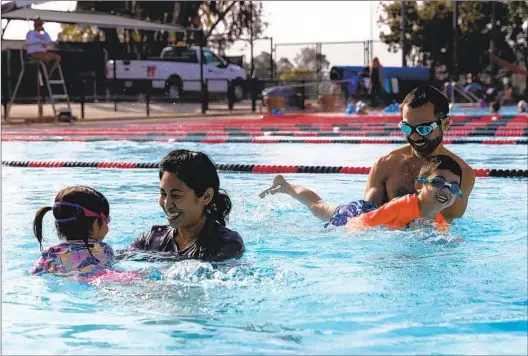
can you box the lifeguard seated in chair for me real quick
[25,17,61,76]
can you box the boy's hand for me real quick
[259,175,291,198]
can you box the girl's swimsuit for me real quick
[29,240,114,278]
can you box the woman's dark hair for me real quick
[159,149,232,226]
[33,186,109,257]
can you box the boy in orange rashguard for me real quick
[260,155,463,232]
[346,155,463,232]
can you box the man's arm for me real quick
[128,231,148,250]
[25,31,53,46]
[442,166,475,220]
[42,32,54,47]
[363,156,389,207]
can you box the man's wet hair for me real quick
[418,155,463,184]
[402,85,450,119]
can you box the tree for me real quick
[501,1,528,93]
[378,1,519,77]
[59,1,266,59]
[293,47,330,73]
[243,51,275,78]
[377,1,420,65]
[276,57,294,72]
[58,25,104,42]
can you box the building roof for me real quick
[1,7,187,33]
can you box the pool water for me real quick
[449,106,522,116]
[2,142,527,355]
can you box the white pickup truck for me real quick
[105,46,247,101]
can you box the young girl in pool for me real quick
[128,149,244,262]
[29,186,114,278]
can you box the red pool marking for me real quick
[474,169,490,177]
[200,138,228,144]
[339,166,371,174]
[251,138,280,143]
[482,139,517,144]
[252,164,298,173]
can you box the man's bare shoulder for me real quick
[380,145,413,163]
[369,146,412,179]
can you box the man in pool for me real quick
[260,85,475,225]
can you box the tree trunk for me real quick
[205,1,236,39]
[524,58,528,99]
[104,28,122,59]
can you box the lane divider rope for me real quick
[2,136,526,145]
[2,161,527,177]
[3,129,527,137]
[2,115,525,132]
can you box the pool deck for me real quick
[0,100,382,131]
[1,101,268,130]
[2,101,524,133]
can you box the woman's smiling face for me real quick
[159,172,208,229]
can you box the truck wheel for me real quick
[166,81,183,101]
[233,82,245,102]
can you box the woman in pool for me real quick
[128,149,244,262]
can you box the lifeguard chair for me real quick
[5,43,71,123]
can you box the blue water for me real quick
[450,105,522,116]
[2,142,527,355]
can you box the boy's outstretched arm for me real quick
[259,175,338,222]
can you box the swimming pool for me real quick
[2,142,527,355]
[449,105,522,116]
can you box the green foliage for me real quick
[58,25,104,42]
[242,48,327,79]
[276,57,294,72]
[59,1,266,58]
[378,0,527,77]
[501,1,527,64]
[243,51,276,78]
[293,47,330,73]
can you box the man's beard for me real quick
[407,133,443,158]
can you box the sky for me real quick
[1,1,402,67]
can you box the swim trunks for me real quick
[325,200,378,228]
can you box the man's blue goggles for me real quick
[399,120,440,136]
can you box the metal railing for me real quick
[443,81,480,105]
[3,49,417,122]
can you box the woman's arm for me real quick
[113,231,149,261]
[205,241,244,262]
